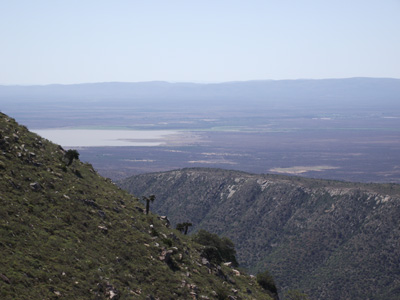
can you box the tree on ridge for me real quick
[176,222,193,235]
[143,195,156,215]
[65,149,79,166]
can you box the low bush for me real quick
[256,270,277,294]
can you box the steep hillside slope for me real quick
[119,168,400,300]
[0,113,275,300]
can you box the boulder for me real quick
[98,226,108,233]
[201,257,210,268]
[105,283,119,299]
[232,269,241,276]
[30,182,42,191]
[160,216,171,228]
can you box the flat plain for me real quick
[76,116,400,183]
[1,79,400,183]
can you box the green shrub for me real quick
[201,246,223,264]
[65,149,79,166]
[161,238,173,247]
[215,286,229,300]
[150,227,159,237]
[192,229,238,266]
[256,270,277,294]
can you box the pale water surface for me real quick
[32,129,180,147]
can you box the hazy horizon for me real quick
[1,76,400,87]
[1,1,399,85]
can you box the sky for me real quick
[1,0,399,85]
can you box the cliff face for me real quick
[119,168,400,300]
[0,113,273,300]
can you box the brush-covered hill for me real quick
[118,168,400,300]
[0,113,276,300]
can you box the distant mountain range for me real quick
[119,168,400,300]
[1,78,399,109]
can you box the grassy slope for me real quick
[118,168,400,300]
[0,113,274,300]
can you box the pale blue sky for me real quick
[1,0,399,84]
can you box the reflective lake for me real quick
[32,129,180,147]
